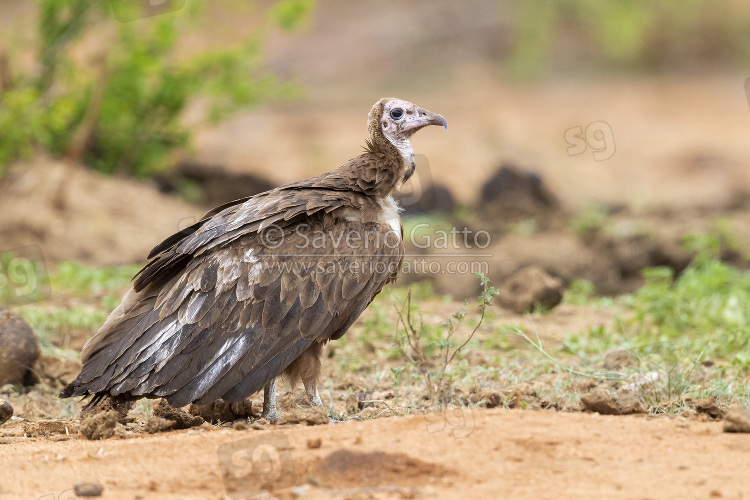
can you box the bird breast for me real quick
[339,196,402,237]
[377,195,403,236]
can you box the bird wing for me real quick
[62,190,402,408]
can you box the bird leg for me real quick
[261,379,281,423]
[303,379,323,407]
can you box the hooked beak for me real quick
[401,107,448,135]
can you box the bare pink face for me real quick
[380,99,448,147]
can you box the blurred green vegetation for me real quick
[510,0,750,77]
[0,0,311,179]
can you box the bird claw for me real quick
[261,409,281,424]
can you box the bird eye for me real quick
[390,108,404,120]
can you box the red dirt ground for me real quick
[3,409,749,500]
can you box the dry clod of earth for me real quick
[188,399,256,423]
[231,420,248,430]
[277,406,329,426]
[73,482,103,497]
[723,406,750,433]
[581,389,621,415]
[250,419,269,430]
[495,265,564,314]
[615,391,647,415]
[80,398,134,424]
[470,388,503,408]
[23,420,77,437]
[693,397,724,419]
[581,388,646,415]
[0,308,40,386]
[307,437,323,449]
[153,399,204,429]
[145,417,176,434]
[80,410,118,440]
[0,398,12,425]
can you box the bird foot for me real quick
[261,409,281,424]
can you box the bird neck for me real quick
[365,135,416,197]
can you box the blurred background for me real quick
[1,0,750,301]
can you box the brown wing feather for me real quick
[60,187,403,408]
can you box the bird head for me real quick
[366,97,447,189]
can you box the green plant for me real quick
[508,0,750,77]
[0,0,310,178]
[570,204,609,239]
[394,273,498,404]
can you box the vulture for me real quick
[60,98,447,422]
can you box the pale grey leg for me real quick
[303,379,337,423]
[261,379,281,423]
[304,381,323,408]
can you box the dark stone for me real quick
[0,308,40,386]
[74,482,103,497]
[0,398,13,425]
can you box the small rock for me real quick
[145,416,175,434]
[0,398,13,425]
[74,482,103,497]
[0,308,40,386]
[80,411,119,440]
[603,350,634,370]
[723,406,750,433]
[277,407,329,426]
[495,266,564,314]
[153,399,203,429]
[580,388,620,415]
[307,437,322,449]
[694,397,724,419]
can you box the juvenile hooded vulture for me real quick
[60,98,447,421]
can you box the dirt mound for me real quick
[310,449,449,488]
[155,161,275,208]
[476,163,564,232]
[0,157,201,266]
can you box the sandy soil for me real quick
[3,409,748,500]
